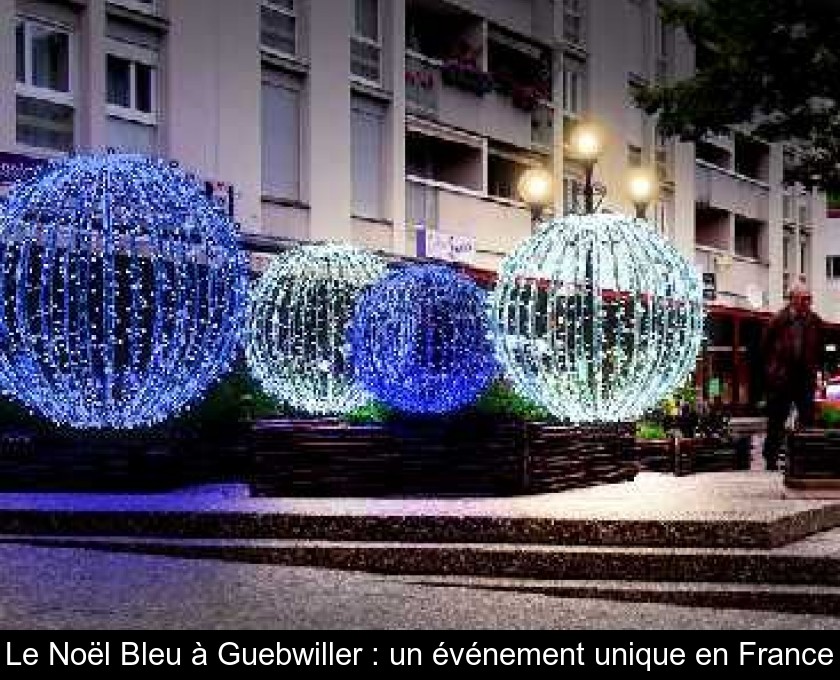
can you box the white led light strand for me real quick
[0,152,249,429]
[245,243,387,415]
[490,213,705,423]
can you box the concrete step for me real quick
[402,575,840,617]
[1,504,839,549]
[4,534,840,590]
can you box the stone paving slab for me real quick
[5,532,840,587]
[0,472,838,549]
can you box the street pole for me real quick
[583,161,595,214]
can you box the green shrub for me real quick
[471,380,554,422]
[821,405,840,429]
[636,421,668,440]
[343,400,395,425]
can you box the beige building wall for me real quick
[0,0,836,324]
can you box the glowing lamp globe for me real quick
[0,153,249,428]
[490,213,705,423]
[350,264,498,415]
[246,243,386,415]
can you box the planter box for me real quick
[634,435,751,476]
[248,418,637,497]
[785,429,840,497]
[0,425,251,492]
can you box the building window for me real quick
[827,256,840,280]
[261,71,302,200]
[488,153,533,202]
[563,0,585,45]
[654,6,673,83]
[563,175,582,215]
[351,0,381,84]
[261,0,297,58]
[110,0,157,14]
[351,95,386,218]
[562,57,586,118]
[627,145,642,168]
[800,232,811,279]
[626,0,646,79]
[15,16,74,151]
[734,218,762,260]
[106,43,158,154]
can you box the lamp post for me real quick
[569,121,604,214]
[518,166,554,225]
[627,166,658,219]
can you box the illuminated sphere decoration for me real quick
[246,243,387,415]
[350,264,498,415]
[490,213,705,423]
[0,152,249,429]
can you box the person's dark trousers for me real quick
[762,379,816,470]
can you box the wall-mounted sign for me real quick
[0,152,48,200]
[204,180,235,220]
[416,228,475,265]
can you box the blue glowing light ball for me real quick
[490,213,705,423]
[350,264,498,415]
[0,153,249,429]
[246,244,387,415]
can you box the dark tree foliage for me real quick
[635,0,840,192]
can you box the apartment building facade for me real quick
[1,0,837,410]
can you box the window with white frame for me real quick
[351,94,386,218]
[654,7,672,82]
[261,70,302,200]
[562,56,586,118]
[562,174,582,215]
[563,0,585,45]
[800,232,811,280]
[626,0,646,79]
[106,41,158,154]
[827,256,840,281]
[109,0,157,15]
[351,0,381,84]
[15,16,74,151]
[261,0,297,58]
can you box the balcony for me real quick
[405,51,545,149]
[695,246,769,310]
[406,176,531,268]
[695,160,769,222]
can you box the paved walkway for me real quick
[0,470,830,521]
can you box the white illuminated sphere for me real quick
[245,243,386,415]
[490,213,705,423]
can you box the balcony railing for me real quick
[406,176,439,230]
[695,160,769,222]
[406,51,440,115]
[531,101,553,149]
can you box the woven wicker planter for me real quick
[248,418,637,497]
[785,429,840,495]
[634,435,751,476]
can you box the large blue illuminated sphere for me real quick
[490,213,705,423]
[350,264,498,415]
[246,244,386,415]
[0,153,249,429]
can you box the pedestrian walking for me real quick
[761,281,824,470]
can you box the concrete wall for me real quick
[167,0,261,231]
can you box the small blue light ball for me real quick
[0,153,249,429]
[350,264,498,415]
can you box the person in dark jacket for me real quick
[761,281,824,470]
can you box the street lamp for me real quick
[627,166,658,219]
[518,166,554,224]
[569,121,604,214]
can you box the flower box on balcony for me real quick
[441,60,494,96]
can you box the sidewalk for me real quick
[0,468,839,615]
